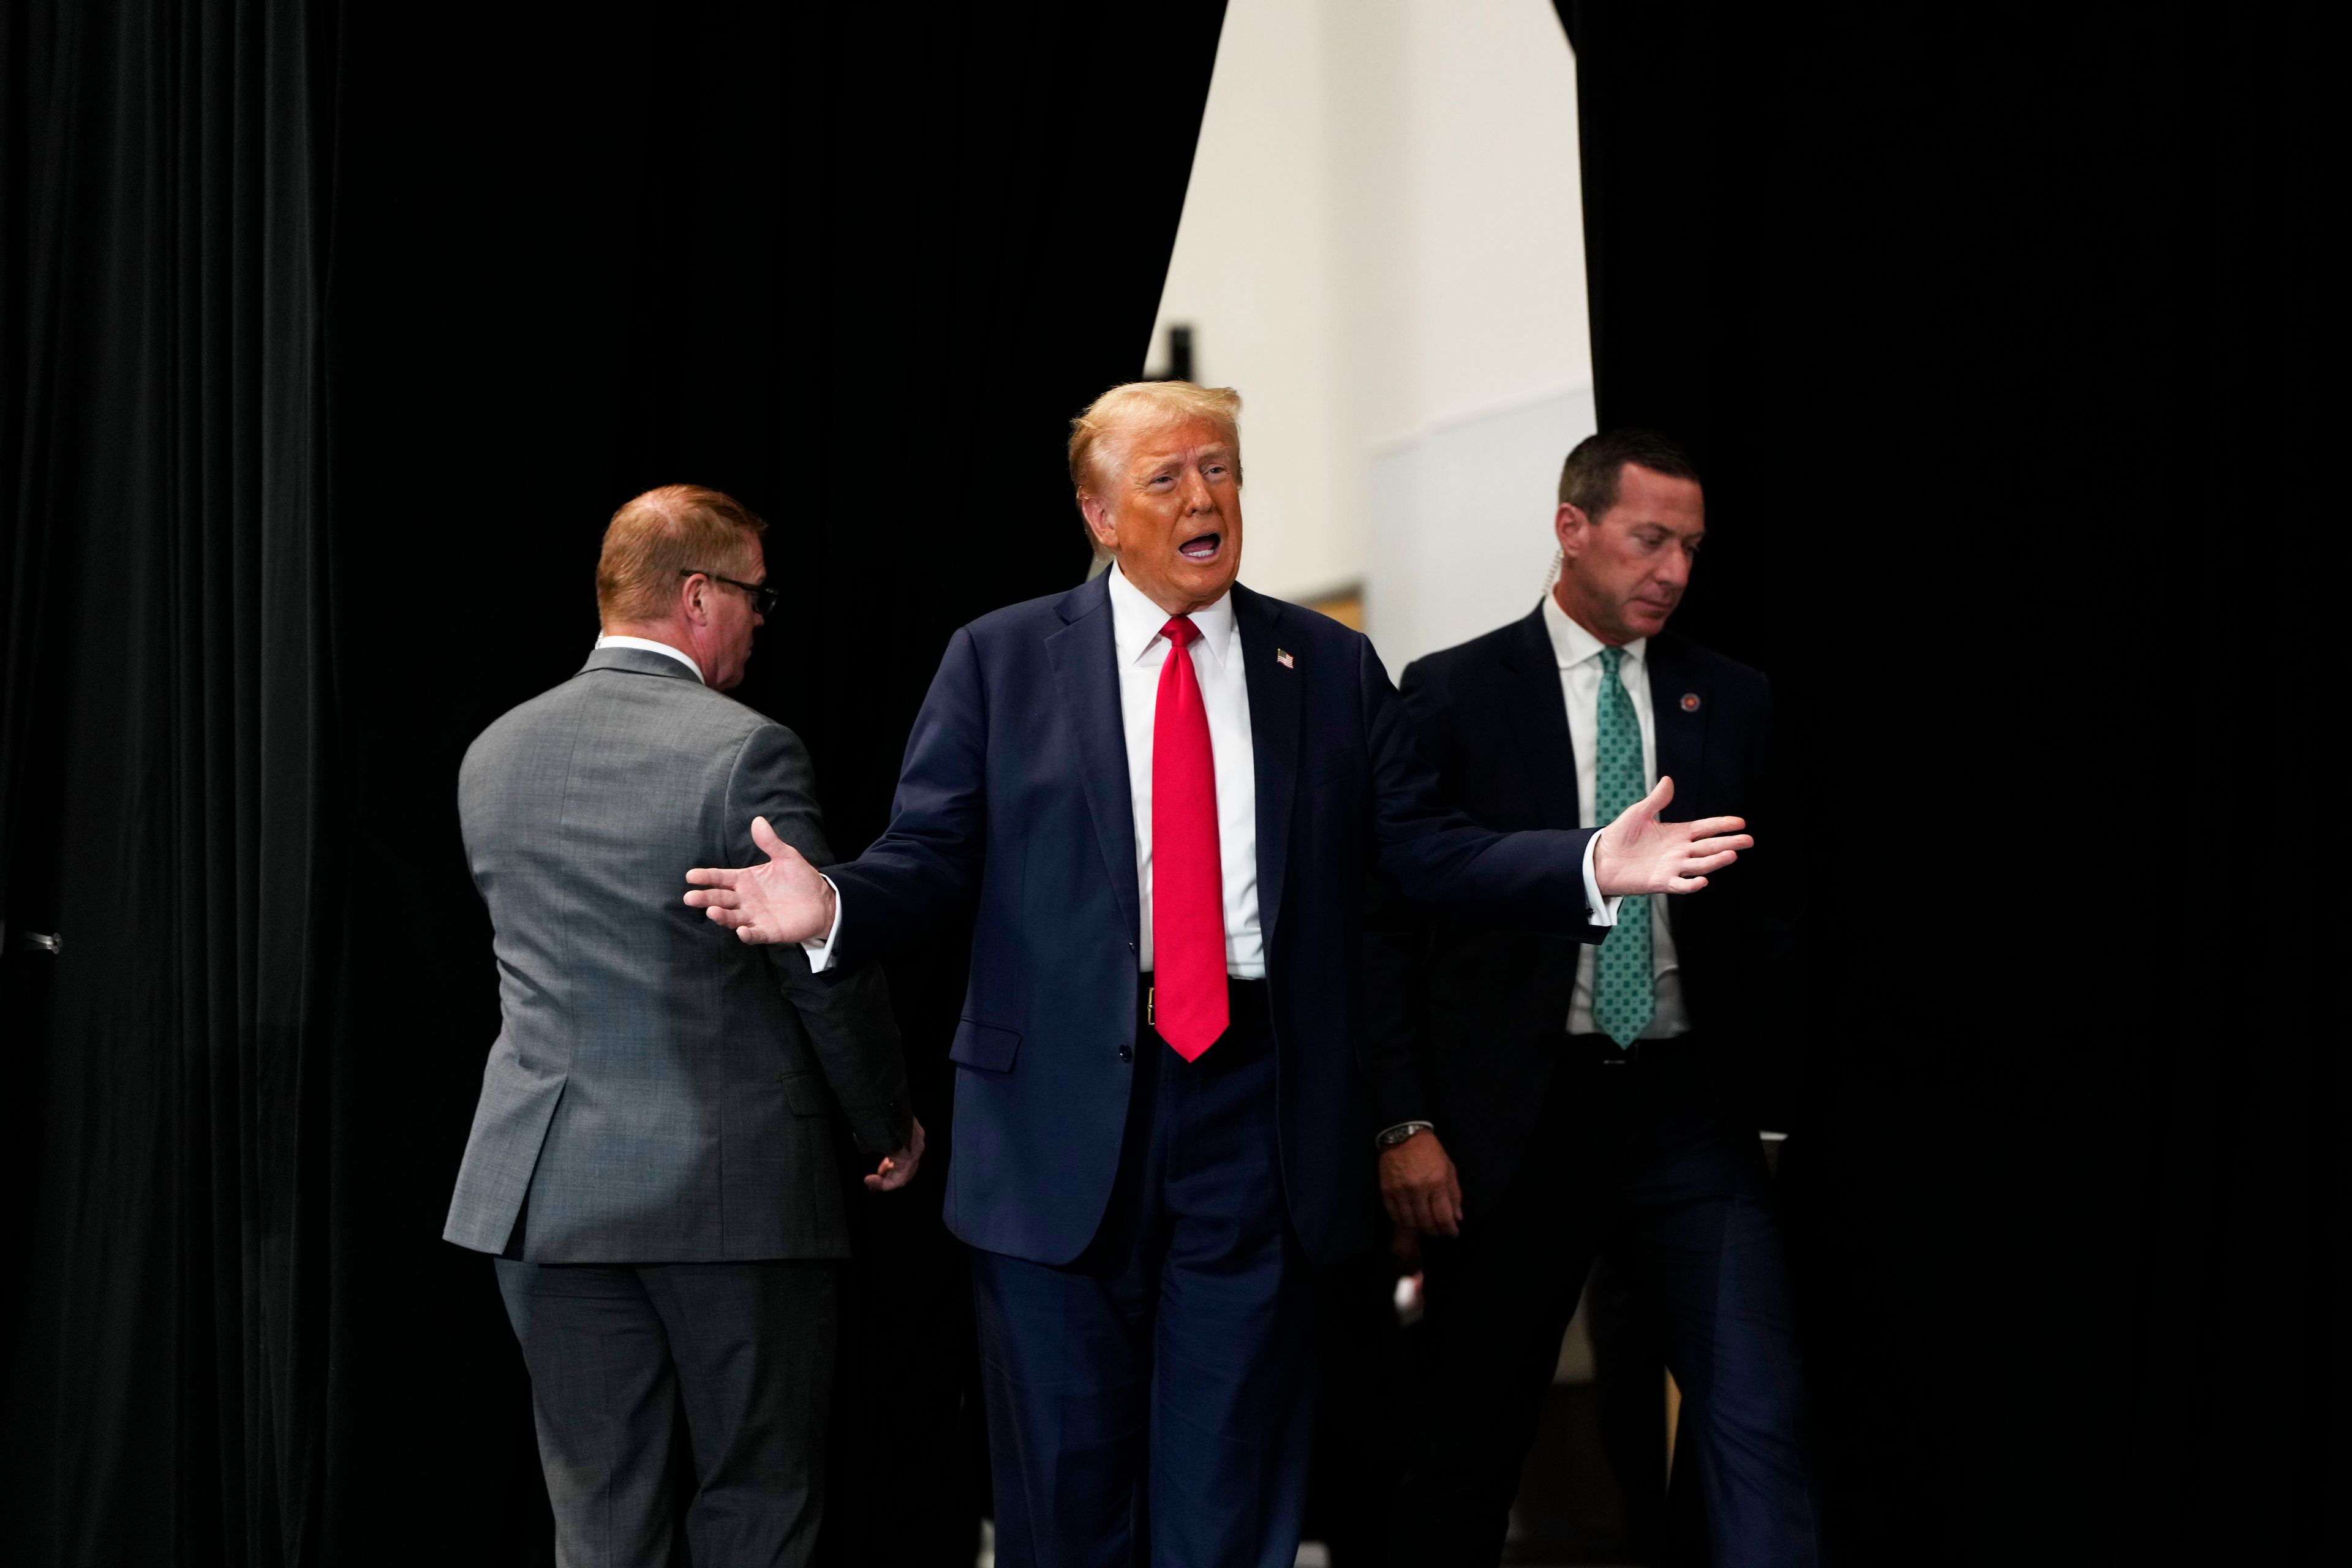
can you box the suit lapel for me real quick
[1646,631,1709,821]
[1501,605,1583,829]
[1234,584,1302,945]
[1046,575,1140,944]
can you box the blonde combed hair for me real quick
[1067,380,1245,500]
[595,484,767,625]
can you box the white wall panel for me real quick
[1364,381,1597,674]
[1148,0,1595,646]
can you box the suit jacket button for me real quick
[1118,1044,1134,1063]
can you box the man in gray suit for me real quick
[445,483,922,1567]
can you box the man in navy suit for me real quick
[1369,429,1820,1564]
[683,385,1755,1566]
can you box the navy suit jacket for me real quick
[827,573,1609,1266]
[1363,605,1804,1217]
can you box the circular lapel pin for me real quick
[1679,692,1702,712]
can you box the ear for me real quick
[1078,492,1117,552]
[679,571,714,626]
[1554,502,1591,559]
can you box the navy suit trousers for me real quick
[971,981,1317,1568]
[1394,1036,1821,1567]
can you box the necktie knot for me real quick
[1161,616,1200,650]
[1599,645,1624,677]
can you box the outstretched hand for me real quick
[1591,775,1753,897]
[684,815,837,944]
[864,1118,925,1193]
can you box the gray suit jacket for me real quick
[443,645,911,1263]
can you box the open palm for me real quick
[1591,775,1752,897]
[683,815,835,944]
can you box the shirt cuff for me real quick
[801,875,843,972]
[1581,831,1623,926]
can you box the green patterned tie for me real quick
[1593,646,1654,1047]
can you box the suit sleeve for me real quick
[820,625,992,963]
[1360,657,1449,1134]
[1360,635,1606,938]
[728,722,913,1156]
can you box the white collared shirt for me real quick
[1542,592,1690,1039]
[807,576,1615,978]
[1104,563,1265,976]
[594,633,704,684]
[803,567,1265,975]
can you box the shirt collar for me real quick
[594,633,705,684]
[1540,590,1644,671]
[1107,562,1235,669]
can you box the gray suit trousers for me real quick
[495,1257,838,1568]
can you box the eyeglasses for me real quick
[680,568,777,618]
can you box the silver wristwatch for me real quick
[1375,1120,1435,1150]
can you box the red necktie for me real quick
[1152,616,1228,1060]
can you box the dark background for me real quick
[1561,3,2337,1562]
[2,1,2335,1563]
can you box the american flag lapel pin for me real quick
[1276,649,1295,669]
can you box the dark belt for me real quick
[1137,973,1272,1059]
[1138,971,1268,1014]
[1563,1030,1701,1068]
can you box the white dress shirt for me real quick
[1104,564,1265,976]
[594,633,703,684]
[1542,592,1690,1039]
[809,573,1615,978]
[805,565,1268,976]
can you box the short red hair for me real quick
[595,484,766,625]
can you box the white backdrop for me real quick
[1147,0,1596,670]
[1365,381,1597,669]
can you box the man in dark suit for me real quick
[682,387,1754,1567]
[447,484,924,1567]
[1369,429,1819,1564]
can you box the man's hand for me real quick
[684,815,837,944]
[1591,775,1753,897]
[1379,1130,1463,1237]
[864,1117,925,1193]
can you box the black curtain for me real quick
[1559,3,2337,1562]
[1,1,342,1560]
[1,2,1226,1562]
